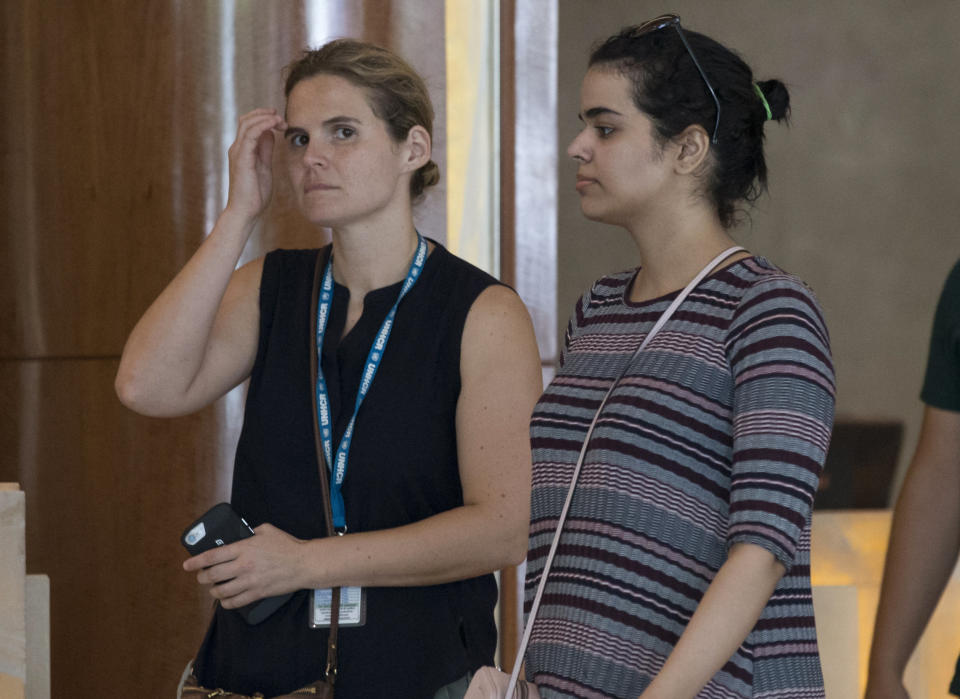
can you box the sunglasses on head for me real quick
[630,14,721,144]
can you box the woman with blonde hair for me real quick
[116,38,542,697]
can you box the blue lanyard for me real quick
[314,234,427,532]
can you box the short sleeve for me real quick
[559,292,589,370]
[558,317,574,369]
[920,260,960,412]
[725,277,836,568]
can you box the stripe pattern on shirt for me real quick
[526,257,834,698]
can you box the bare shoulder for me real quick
[460,284,540,383]
[463,284,534,337]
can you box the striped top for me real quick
[525,257,834,698]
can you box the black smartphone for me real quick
[181,503,294,625]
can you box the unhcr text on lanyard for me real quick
[314,234,427,533]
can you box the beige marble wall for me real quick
[0,485,25,699]
[812,510,960,697]
[26,575,50,699]
[556,0,960,491]
[0,488,52,699]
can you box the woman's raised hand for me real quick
[225,108,287,222]
[115,109,283,417]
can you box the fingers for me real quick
[237,109,287,140]
[194,555,263,609]
[224,109,287,219]
[240,107,282,120]
[183,539,262,603]
[230,109,285,160]
[254,128,276,174]
[181,525,279,574]
[216,585,257,609]
[207,576,249,607]
[183,524,302,607]
[194,559,241,586]
[182,540,240,572]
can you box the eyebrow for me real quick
[579,107,623,121]
[283,116,362,139]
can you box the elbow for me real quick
[505,543,528,568]
[114,366,143,411]
[501,526,530,568]
[478,516,528,570]
[465,501,530,570]
[114,364,171,417]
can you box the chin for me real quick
[301,206,349,228]
[578,201,610,224]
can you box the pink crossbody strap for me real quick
[506,246,745,695]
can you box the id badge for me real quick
[310,586,366,628]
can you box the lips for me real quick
[575,176,597,193]
[304,181,337,193]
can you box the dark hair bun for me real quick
[412,160,440,199]
[756,79,790,122]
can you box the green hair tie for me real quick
[754,83,772,121]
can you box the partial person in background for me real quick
[866,260,960,699]
[521,15,835,698]
[115,38,542,697]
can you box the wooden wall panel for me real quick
[0,1,446,696]
[2,1,203,358]
[1,0,446,359]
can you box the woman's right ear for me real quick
[402,125,432,173]
[672,124,711,175]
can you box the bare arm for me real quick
[185,285,544,602]
[865,406,960,698]
[115,109,285,416]
[640,543,785,698]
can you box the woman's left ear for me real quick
[402,125,431,172]
[673,124,711,175]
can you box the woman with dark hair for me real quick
[522,16,834,698]
[115,39,542,697]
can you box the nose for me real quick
[567,129,591,163]
[304,138,329,168]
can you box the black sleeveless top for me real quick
[194,241,501,697]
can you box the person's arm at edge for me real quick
[185,284,544,601]
[865,405,960,698]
